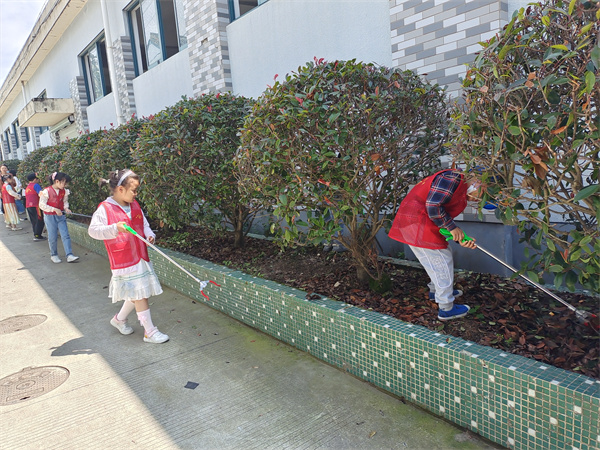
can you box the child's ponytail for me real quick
[48,172,71,185]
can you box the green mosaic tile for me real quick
[69,220,600,450]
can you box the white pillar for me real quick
[100,0,125,125]
[21,81,36,153]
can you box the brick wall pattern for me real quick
[69,76,89,134]
[184,0,233,95]
[113,36,137,121]
[390,0,509,96]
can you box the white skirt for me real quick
[109,259,163,303]
[3,203,20,226]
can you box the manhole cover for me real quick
[0,315,47,335]
[0,366,69,405]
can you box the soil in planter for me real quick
[149,225,600,380]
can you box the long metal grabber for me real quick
[123,224,220,300]
[440,228,599,331]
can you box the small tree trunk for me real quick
[355,265,372,285]
[233,205,245,249]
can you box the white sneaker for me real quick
[110,316,134,335]
[51,255,62,263]
[144,330,169,344]
[67,255,79,263]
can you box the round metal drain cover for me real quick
[0,315,47,335]
[0,366,69,405]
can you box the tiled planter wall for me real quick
[69,221,599,450]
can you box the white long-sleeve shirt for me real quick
[39,187,70,214]
[13,176,22,192]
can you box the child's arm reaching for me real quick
[142,213,155,244]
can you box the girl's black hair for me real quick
[48,172,72,184]
[98,169,140,193]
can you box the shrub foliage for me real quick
[237,59,448,283]
[135,94,256,247]
[452,0,599,292]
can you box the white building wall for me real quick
[132,48,194,118]
[227,0,393,99]
[86,92,119,131]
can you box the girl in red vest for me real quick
[389,169,480,321]
[1,173,22,230]
[39,172,79,263]
[25,173,46,241]
[88,169,168,344]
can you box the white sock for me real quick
[137,309,158,337]
[116,301,136,322]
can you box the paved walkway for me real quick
[0,217,499,449]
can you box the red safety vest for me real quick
[101,200,150,270]
[25,183,40,208]
[44,187,65,215]
[1,184,15,205]
[388,170,468,249]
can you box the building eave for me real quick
[0,0,88,118]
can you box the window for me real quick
[229,0,268,21]
[11,121,20,149]
[81,35,112,104]
[3,130,12,154]
[128,0,187,76]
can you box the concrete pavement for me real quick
[0,217,499,449]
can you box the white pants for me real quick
[409,245,456,306]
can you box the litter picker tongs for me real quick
[440,228,599,332]
[123,224,220,300]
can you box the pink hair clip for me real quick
[52,172,57,181]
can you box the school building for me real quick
[0,0,530,161]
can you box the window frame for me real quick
[3,129,12,154]
[80,33,112,104]
[11,121,20,149]
[126,0,188,77]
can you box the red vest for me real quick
[1,184,15,205]
[101,200,150,270]
[25,183,40,208]
[388,170,468,249]
[44,187,65,215]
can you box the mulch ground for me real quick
[152,225,599,380]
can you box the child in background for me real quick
[9,169,27,218]
[0,164,8,215]
[88,169,169,344]
[1,174,22,230]
[39,172,79,263]
[25,173,46,241]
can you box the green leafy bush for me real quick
[18,148,51,181]
[237,59,448,283]
[37,142,70,186]
[134,94,256,247]
[451,0,599,292]
[60,130,107,215]
[90,118,145,181]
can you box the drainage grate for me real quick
[0,315,47,335]
[0,366,69,405]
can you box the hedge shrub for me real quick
[134,94,256,247]
[451,0,599,292]
[237,59,448,283]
